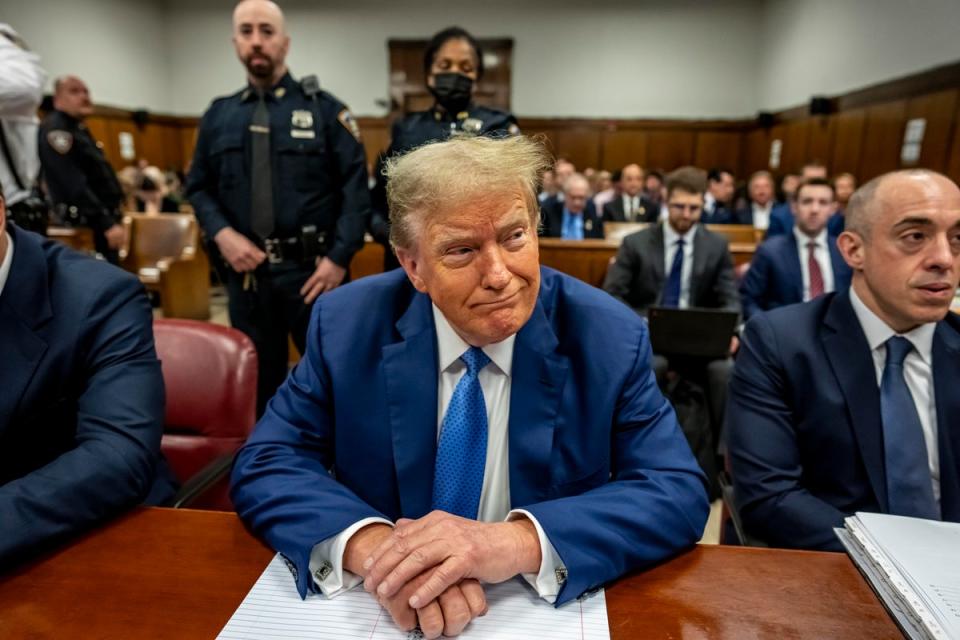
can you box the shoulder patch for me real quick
[47,130,74,154]
[337,109,361,142]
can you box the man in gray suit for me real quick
[604,167,741,486]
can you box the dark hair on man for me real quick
[707,168,732,183]
[795,177,835,200]
[666,166,707,197]
[423,26,484,80]
[610,169,623,183]
[646,170,664,183]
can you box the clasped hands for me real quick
[344,511,541,638]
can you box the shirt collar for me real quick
[704,192,717,210]
[849,284,936,365]
[753,200,772,214]
[663,220,697,245]
[242,71,295,102]
[792,225,828,250]
[432,304,515,376]
[0,232,14,298]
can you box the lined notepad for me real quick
[218,554,610,640]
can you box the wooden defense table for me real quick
[0,508,899,639]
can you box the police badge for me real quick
[291,109,316,139]
[47,130,74,155]
[461,118,483,135]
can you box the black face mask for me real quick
[429,72,473,114]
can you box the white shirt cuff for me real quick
[507,509,567,604]
[308,517,394,598]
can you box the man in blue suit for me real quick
[0,191,175,568]
[231,135,709,639]
[727,169,960,551]
[731,170,792,232]
[740,178,852,320]
[539,173,604,239]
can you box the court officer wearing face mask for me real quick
[370,26,519,271]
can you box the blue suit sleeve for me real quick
[520,325,710,605]
[726,314,846,550]
[0,275,165,565]
[231,301,388,598]
[739,245,772,321]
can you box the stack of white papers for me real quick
[836,512,960,640]
[218,554,610,639]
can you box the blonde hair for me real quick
[385,135,553,250]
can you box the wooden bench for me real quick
[120,213,211,320]
[46,226,96,254]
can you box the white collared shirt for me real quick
[752,201,773,230]
[663,222,697,308]
[0,232,13,295]
[793,227,835,301]
[849,286,940,503]
[309,306,566,602]
[622,194,642,221]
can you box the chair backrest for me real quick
[122,213,199,271]
[154,319,258,508]
[705,224,758,245]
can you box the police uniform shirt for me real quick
[388,104,520,157]
[186,72,370,268]
[38,110,123,230]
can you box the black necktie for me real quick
[250,92,274,240]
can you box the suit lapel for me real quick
[0,227,52,433]
[932,319,960,520]
[649,226,666,303]
[821,290,888,510]
[783,237,804,303]
[382,292,439,519]
[508,296,570,507]
[690,226,708,306]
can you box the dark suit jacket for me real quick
[540,199,604,238]
[731,201,792,230]
[0,223,175,567]
[727,290,960,550]
[602,194,658,223]
[740,233,851,320]
[701,202,732,225]
[231,268,709,605]
[603,223,741,316]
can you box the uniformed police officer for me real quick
[186,0,371,414]
[39,76,125,263]
[370,26,519,270]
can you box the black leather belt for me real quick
[262,230,327,265]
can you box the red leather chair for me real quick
[154,319,258,510]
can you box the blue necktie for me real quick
[432,347,491,519]
[661,238,685,307]
[880,337,940,519]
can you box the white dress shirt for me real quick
[849,286,940,503]
[309,306,566,602]
[0,232,13,295]
[0,25,46,206]
[622,194,642,221]
[793,227,835,301]
[663,222,697,308]
[751,202,772,230]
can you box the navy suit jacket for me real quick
[540,199,604,238]
[0,223,174,567]
[740,233,852,320]
[731,201,792,233]
[602,195,659,223]
[727,290,960,550]
[231,267,709,604]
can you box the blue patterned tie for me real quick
[432,347,491,519]
[661,238,685,307]
[880,337,940,519]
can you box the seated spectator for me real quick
[779,172,801,204]
[590,169,611,198]
[0,190,177,568]
[537,169,557,204]
[703,168,735,224]
[740,177,852,321]
[117,166,140,212]
[230,135,708,636]
[727,170,960,550]
[593,168,620,217]
[800,161,828,180]
[769,162,831,237]
[539,159,575,210]
[829,172,857,235]
[540,173,603,239]
[135,166,180,214]
[582,167,597,192]
[732,170,791,232]
[602,163,656,222]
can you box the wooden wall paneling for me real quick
[356,117,391,172]
[830,108,867,177]
[742,128,772,176]
[645,130,695,172]
[858,100,907,180]
[600,128,649,172]
[179,125,198,171]
[83,117,114,166]
[904,88,959,172]
[553,126,601,170]
[104,118,142,171]
[946,101,960,185]
[693,131,743,176]
[806,116,834,170]
[138,123,184,171]
[778,119,812,174]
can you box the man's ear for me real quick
[395,246,428,293]
[836,229,864,271]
